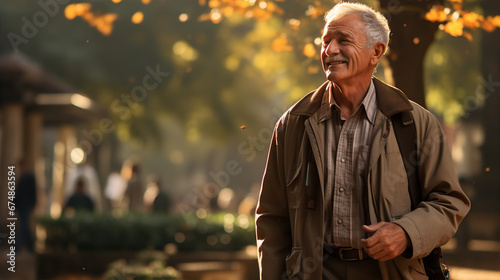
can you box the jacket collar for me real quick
[289,77,413,119]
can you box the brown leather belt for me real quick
[324,246,371,261]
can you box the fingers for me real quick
[360,222,409,261]
[362,221,387,234]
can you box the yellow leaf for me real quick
[425,5,447,22]
[65,4,77,20]
[222,6,234,17]
[240,125,246,130]
[266,2,284,15]
[272,34,293,52]
[482,17,496,32]
[491,15,500,27]
[252,7,272,21]
[462,12,482,29]
[208,0,220,9]
[303,43,317,58]
[444,20,464,37]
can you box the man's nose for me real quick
[325,41,341,56]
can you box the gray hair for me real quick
[324,2,390,51]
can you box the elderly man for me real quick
[255,2,470,280]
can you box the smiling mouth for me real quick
[325,56,348,67]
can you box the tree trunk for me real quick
[478,0,500,212]
[379,0,443,108]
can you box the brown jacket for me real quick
[255,78,470,280]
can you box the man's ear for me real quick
[371,42,386,65]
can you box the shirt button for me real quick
[341,158,346,163]
[337,219,343,224]
[339,187,345,193]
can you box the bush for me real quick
[102,250,180,280]
[37,212,255,252]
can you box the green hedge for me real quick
[103,250,181,280]
[37,212,255,252]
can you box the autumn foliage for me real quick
[426,0,500,40]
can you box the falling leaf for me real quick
[272,34,293,52]
[131,11,144,24]
[303,43,316,58]
[142,0,151,4]
[485,167,490,172]
[240,125,246,130]
[444,20,464,37]
[413,37,420,45]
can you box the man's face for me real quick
[321,13,376,85]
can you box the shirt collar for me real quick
[318,79,377,124]
[362,79,377,125]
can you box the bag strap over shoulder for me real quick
[391,111,448,280]
[391,111,420,210]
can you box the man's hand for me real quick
[360,222,410,261]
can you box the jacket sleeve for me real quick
[255,117,292,280]
[393,108,471,259]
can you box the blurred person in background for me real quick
[104,167,127,213]
[64,177,94,214]
[15,159,37,252]
[143,174,172,213]
[124,162,145,213]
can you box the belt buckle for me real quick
[338,248,361,261]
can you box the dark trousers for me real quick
[322,252,383,280]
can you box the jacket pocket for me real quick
[286,248,303,279]
[409,258,428,280]
[286,162,303,209]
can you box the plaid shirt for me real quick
[322,79,377,248]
